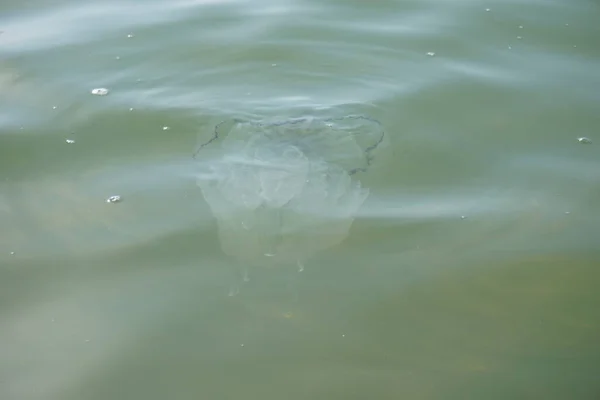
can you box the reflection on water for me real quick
[1,0,600,398]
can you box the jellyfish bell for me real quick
[194,115,384,291]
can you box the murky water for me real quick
[1,1,599,399]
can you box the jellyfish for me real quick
[194,115,384,294]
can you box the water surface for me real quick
[1,0,600,399]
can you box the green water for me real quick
[1,1,600,399]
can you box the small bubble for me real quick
[342,334,345,337]
[65,139,75,144]
[162,126,170,131]
[461,215,467,220]
[84,339,90,343]
[565,211,571,215]
[426,52,435,57]
[264,253,275,257]
[577,137,592,144]
[297,260,304,272]
[115,56,121,60]
[10,251,15,255]
[271,63,277,67]
[106,195,122,203]
[240,344,244,347]
[508,45,512,50]
[91,88,109,96]
[52,106,57,109]
[519,25,523,29]
[517,36,522,40]
[565,23,569,26]
[127,34,134,38]
[485,8,491,12]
